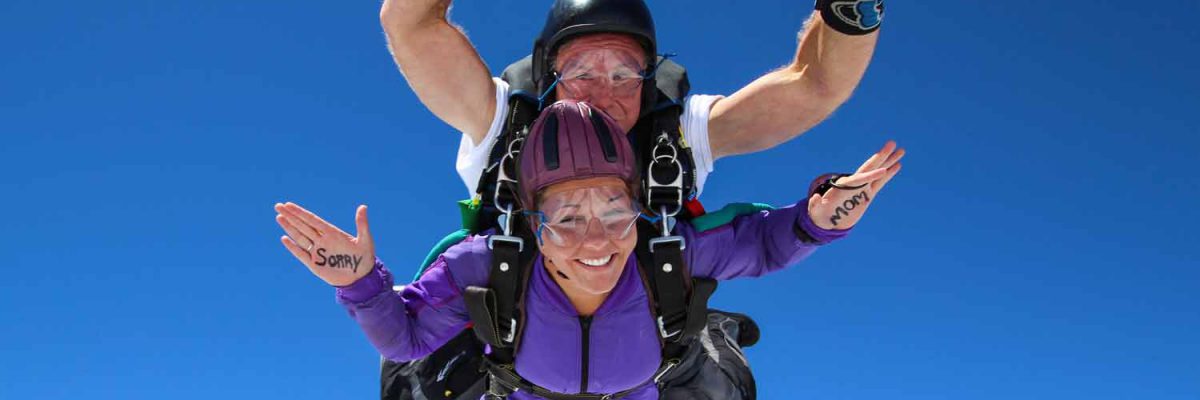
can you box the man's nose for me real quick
[586,87,615,110]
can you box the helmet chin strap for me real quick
[547,259,572,280]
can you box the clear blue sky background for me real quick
[3,1,1197,399]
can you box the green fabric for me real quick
[413,229,471,281]
[690,202,776,232]
[412,200,483,281]
[458,199,481,232]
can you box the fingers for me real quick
[280,235,314,267]
[871,162,903,194]
[281,202,344,237]
[807,192,822,211]
[355,205,373,246]
[277,202,352,239]
[834,167,888,188]
[856,140,897,173]
[879,147,906,170]
[276,206,323,244]
[276,214,315,250]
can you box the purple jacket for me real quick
[337,201,847,399]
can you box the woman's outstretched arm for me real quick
[686,140,903,279]
[273,202,480,361]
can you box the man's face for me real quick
[553,33,646,133]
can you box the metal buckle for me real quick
[653,359,681,384]
[502,317,517,343]
[648,235,686,253]
[656,315,681,339]
[493,137,525,233]
[645,133,684,218]
[487,235,525,253]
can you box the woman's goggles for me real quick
[529,186,642,247]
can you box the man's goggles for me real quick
[552,48,649,99]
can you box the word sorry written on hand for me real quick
[315,248,364,273]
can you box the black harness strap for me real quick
[633,220,717,349]
[630,102,712,365]
[476,95,540,226]
[482,355,679,400]
[465,92,540,365]
[644,224,689,341]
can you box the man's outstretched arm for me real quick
[381,0,496,145]
[707,5,881,159]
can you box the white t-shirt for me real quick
[456,77,721,197]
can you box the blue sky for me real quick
[3,1,1197,399]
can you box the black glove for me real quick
[815,0,885,35]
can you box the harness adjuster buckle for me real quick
[487,235,525,253]
[645,133,685,218]
[648,235,686,253]
[502,317,517,343]
[653,359,681,384]
[656,315,682,339]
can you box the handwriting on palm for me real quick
[808,140,904,230]
[274,203,375,287]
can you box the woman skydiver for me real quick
[273,101,903,399]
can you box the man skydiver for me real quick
[379,0,884,196]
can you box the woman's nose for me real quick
[580,220,610,250]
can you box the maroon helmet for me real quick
[518,100,639,209]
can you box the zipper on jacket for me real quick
[579,316,593,393]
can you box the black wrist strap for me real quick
[815,0,885,36]
[811,173,867,196]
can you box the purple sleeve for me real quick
[684,198,850,280]
[334,237,492,362]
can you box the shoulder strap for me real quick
[632,220,717,360]
[463,226,537,361]
[473,97,539,230]
[463,87,540,363]
[630,104,700,220]
[648,56,690,106]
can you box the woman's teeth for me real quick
[578,255,613,267]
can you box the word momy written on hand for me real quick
[315,248,365,274]
[829,191,871,227]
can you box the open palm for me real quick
[808,140,904,230]
[274,202,375,287]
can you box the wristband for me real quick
[815,0,884,35]
[808,173,866,197]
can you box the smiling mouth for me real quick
[576,254,614,268]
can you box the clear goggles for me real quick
[551,48,649,99]
[527,186,643,247]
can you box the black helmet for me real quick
[532,0,659,113]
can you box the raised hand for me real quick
[274,202,375,287]
[808,140,904,230]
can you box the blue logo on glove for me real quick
[833,0,884,31]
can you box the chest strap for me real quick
[481,356,679,400]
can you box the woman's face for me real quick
[534,177,640,298]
